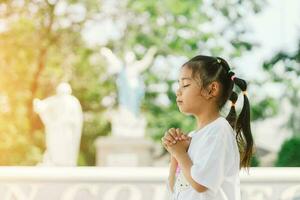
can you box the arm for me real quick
[132,47,157,73]
[168,156,177,192]
[100,47,122,73]
[162,128,192,192]
[174,152,208,193]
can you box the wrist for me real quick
[170,156,178,167]
[173,151,187,161]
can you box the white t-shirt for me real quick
[167,116,241,200]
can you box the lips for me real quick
[176,100,183,104]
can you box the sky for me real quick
[236,0,300,80]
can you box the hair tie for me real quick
[231,75,236,81]
[242,91,248,96]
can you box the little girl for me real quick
[162,55,254,200]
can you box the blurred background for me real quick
[0,0,299,199]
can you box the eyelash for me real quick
[183,84,190,88]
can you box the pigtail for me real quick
[232,77,254,169]
[226,91,238,129]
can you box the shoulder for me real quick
[204,117,232,133]
[189,117,235,142]
[199,117,234,143]
[212,117,234,134]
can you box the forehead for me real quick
[179,66,193,80]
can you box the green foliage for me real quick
[251,97,279,121]
[262,41,300,137]
[250,154,260,167]
[124,0,263,58]
[275,137,300,167]
[0,0,111,165]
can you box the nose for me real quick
[176,87,182,97]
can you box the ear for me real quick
[207,81,219,99]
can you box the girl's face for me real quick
[176,66,219,115]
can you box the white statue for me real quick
[101,47,157,116]
[34,82,83,166]
[100,47,157,137]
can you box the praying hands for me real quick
[161,128,191,157]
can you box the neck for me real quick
[194,106,220,130]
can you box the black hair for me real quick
[182,55,254,169]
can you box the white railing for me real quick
[0,167,299,200]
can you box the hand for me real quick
[162,128,188,145]
[162,128,191,154]
[166,139,191,158]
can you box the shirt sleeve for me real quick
[190,126,227,193]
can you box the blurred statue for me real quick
[100,47,157,137]
[101,47,157,117]
[34,82,83,166]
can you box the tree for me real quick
[275,137,300,167]
[262,41,300,137]
[0,0,112,165]
[262,40,300,167]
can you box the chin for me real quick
[178,107,194,116]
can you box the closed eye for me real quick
[183,84,190,88]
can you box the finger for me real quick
[165,130,175,141]
[161,136,170,144]
[176,128,184,140]
[165,139,174,146]
[165,129,176,142]
[162,137,174,146]
[166,133,177,144]
[166,135,176,144]
[162,141,170,149]
[180,134,188,140]
[176,128,187,141]
[168,128,179,141]
[177,130,188,140]
[162,143,170,152]
[164,131,175,143]
[164,130,170,137]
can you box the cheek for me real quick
[183,88,202,102]
[179,90,203,113]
